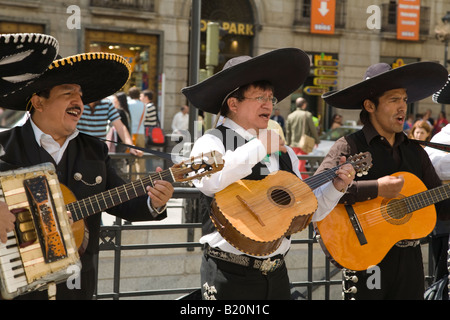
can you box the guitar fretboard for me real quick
[304,169,338,190]
[303,152,371,191]
[405,183,450,213]
[68,169,175,222]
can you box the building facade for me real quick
[1,0,449,131]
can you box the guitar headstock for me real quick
[172,151,224,182]
[347,152,372,177]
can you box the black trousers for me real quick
[431,234,450,281]
[353,245,424,300]
[200,254,291,300]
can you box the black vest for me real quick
[345,130,423,181]
[201,125,295,235]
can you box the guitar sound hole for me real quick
[381,197,412,225]
[268,187,293,207]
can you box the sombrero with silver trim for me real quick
[0,52,131,110]
[432,74,450,104]
[322,61,448,109]
[181,48,311,114]
[0,33,59,97]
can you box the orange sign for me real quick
[397,0,421,41]
[310,0,336,35]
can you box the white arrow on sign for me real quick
[319,1,329,16]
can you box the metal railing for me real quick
[93,154,434,300]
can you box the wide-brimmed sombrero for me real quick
[0,52,131,110]
[0,33,59,97]
[322,61,448,109]
[432,74,450,104]
[182,48,311,114]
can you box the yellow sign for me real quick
[201,20,254,36]
[314,68,338,77]
[313,77,338,86]
[304,86,328,96]
[392,58,405,69]
[315,59,339,68]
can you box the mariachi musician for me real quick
[0,33,60,244]
[315,61,450,299]
[182,48,356,300]
[0,37,173,299]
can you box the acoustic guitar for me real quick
[314,171,445,271]
[211,152,372,256]
[66,151,224,253]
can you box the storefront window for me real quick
[85,30,159,96]
[89,42,150,92]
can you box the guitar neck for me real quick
[405,183,450,212]
[303,165,340,190]
[67,169,175,222]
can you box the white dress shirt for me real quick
[190,119,344,258]
[30,118,79,164]
[425,123,450,180]
[30,118,164,215]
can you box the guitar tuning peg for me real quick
[344,286,357,294]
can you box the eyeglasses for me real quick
[243,96,278,105]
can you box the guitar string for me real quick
[363,187,450,225]
[68,167,191,218]
[70,154,369,219]
[350,184,450,227]
[232,157,370,213]
[241,168,340,210]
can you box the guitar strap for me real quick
[99,137,173,162]
[410,139,450,152]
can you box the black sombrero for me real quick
[182,48,311,114]
[322,61,448,109]
[432,74,450,104]
[0,52,131,110]
[0,33,59,97]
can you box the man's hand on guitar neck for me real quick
[0,202,15,244]
[332,156,357,193]
[145,167,174,211]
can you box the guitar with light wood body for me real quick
[314,171,443,271]
[211,152,372,256]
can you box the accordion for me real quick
[0,163,80,299]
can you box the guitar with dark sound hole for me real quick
[314,171,442,271]
[211,152,372,256]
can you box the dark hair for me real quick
[114,91,130,114]
[35,88,51,99]
[142,89,153,101]
[128,86,141,99]
[220,80,274,117]
[360,95,381,125]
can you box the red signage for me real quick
[310,0,336,35]
[397,0,421,41]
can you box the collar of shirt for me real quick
[222,118,279,170]
[30,118,79,164]
[222,118,258,141]
[362,121,407,148]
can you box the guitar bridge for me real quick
[344,205,368,246]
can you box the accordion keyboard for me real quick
[0,232,27,295]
